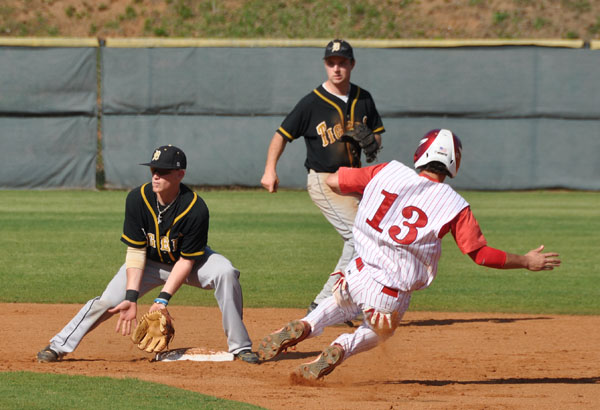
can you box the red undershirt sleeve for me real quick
[468,246,507,268]
[440,207,507,268]
[440,207,487,253]
[338,163,388,194]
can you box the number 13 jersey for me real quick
[352,161,468,292]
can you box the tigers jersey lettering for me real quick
[121,183,209,264]
[277,83,385,173]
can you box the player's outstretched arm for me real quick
[469,244,560,271]
[503,245,561,271]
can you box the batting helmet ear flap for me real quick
[413,129,462,178]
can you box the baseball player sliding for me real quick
[37,145,259,364]
[257,129,561,380]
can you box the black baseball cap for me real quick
[140,145,187,170]
[324,39,354,60]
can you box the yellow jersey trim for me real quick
[181,250,206,257]
[121,234,146,246]
[165,192,199,261]
[313,88,345,129]
[277,127,294,141]
[349,87,361,125]
[140,183,164,263]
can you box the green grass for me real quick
[0,189,598,314]
[412,190,599,314]
[0,372,264,409]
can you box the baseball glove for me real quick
[131,310,175,353]
[343,122,380,163]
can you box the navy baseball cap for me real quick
[324,39,354,60]
[140,145,187,170]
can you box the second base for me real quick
[155,347,234,362]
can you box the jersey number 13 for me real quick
[366,190,428,245]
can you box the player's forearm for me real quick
[160,257,195,296]
[469,246,534,270]
[470,245,560,271]
[503,250,559,271]
[264,133,286,172]
[501,253,532,269]
[374,133,382,147]
[124,267,144,302]
[124,246,146,297]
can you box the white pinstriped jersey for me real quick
[353,161,469,292]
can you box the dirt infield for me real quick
[4,303,599,409]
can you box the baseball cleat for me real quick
[298,344,344,380]
[37,345,65,363]
[235,349,260,364]
[257,320,310,361]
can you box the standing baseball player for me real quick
[260,39,385,318]
[37,145,259,364]
[257,129,561,379]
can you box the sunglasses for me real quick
[150,168,174,176]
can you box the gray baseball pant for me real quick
[307,169,359,305]
[48,247,252,356]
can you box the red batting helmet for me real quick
[413,129,462,178]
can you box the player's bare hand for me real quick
[260,171,279,193]
[108,301,138,336]
[525,245,561,271]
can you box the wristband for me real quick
[157,291,172,301]
[154,298,169,306]
[125,289,139,303]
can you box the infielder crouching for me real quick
[257,129,561,380]
[37,145,259,364]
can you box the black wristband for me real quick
[158,291,172,301]
[125,289,139,303]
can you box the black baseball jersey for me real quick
[277,83,385,173]
[120,183,209,265]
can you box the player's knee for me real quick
[99,291,127,309]
[215,264,241,284]
[87,296,114,314]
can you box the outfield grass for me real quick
[1,189,598,314]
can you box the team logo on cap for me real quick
[332,41,341,52]
[152,150,161,161]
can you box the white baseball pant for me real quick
[303,258,412,360]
